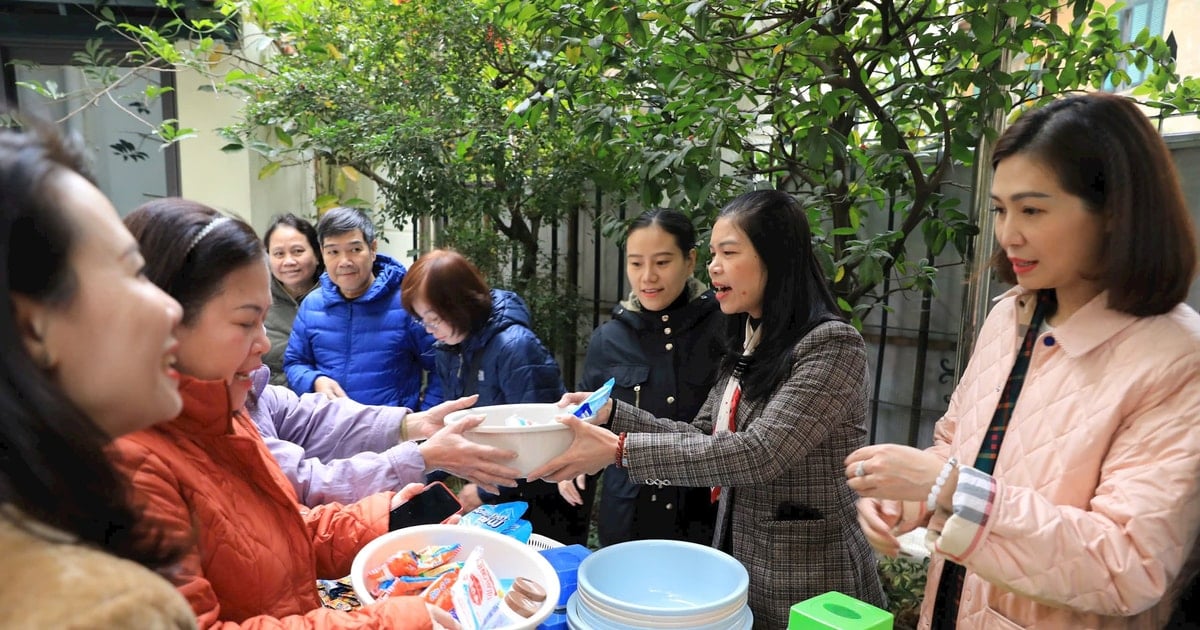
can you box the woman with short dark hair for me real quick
[400,249,574,542]
[848,93,1200,629]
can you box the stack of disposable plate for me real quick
[566,539,752,630]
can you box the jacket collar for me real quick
[1003,287,1138,358]
[174,374,238,436]
[270,275,317,308]
[619,277,709,313]
[613,278,716,330]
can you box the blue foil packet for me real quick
[570,377,615,419]
[460,501,533,544]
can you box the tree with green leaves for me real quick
[20,0,1199,329]
[502,0,1200,322]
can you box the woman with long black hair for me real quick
[531,189,885,628]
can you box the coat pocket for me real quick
[760,518,852,601]
[979,605,1027,629]
[611,364,649,388]
[610,364,649,407]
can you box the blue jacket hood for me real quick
[459,289,532,354]
[435,288,563,406]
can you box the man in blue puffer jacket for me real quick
[283,207,442,409]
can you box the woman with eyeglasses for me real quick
[399,249,583,543]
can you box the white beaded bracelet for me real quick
[926,456,958,512]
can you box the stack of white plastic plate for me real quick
[566,539,752,630]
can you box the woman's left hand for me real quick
[404,394,480,441]
[844,444,945,502]
[390,482,429,510]
[527,416,617,482]
[388,482,462,524]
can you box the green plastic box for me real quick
[788,591,894,630]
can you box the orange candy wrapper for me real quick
[365,543,462,599]
[421,566,461,611]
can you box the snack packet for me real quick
[365,543,461,598]
[450,546,504,630]
[503,414,533,427]
[460,502,533,544]
[570,377,615,419]
[421,565,462,611]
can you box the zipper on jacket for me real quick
[634,384,641,408]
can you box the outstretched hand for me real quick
[404,394,480,441]
[527,415,617,482]
[419,414,519,494]
[554,391,613,425]
[314,376,347,400]
[558,474,588,506]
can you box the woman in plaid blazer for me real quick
[532,189,886,628]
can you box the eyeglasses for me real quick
[416,312,444,333]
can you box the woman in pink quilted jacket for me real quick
[110,198,460,629]
[846,93,1200,629]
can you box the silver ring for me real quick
[855,461,866,478]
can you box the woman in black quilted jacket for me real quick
[556,208,724,547]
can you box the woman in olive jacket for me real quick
[561,209,724,546]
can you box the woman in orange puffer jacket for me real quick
[112,198,460,630]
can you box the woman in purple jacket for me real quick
[245,367,519,506]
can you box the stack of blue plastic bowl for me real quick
[566,539,752,629]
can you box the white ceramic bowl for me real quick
[443,403,576,477]
[350,524,561,629]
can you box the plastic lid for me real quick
[511,576,547,603]
[504,590,540,618]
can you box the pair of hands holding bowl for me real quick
[527,392,618,483]
[418,392,613,494]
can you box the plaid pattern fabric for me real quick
[610,320,886,628]
[711,378,742,503]
[933,290,1054,630]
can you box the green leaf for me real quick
[258,161,282,180]
[810,36,839,53]
[274,127,294,147]
[314,193,340,209]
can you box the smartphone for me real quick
[388,481,463,531]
